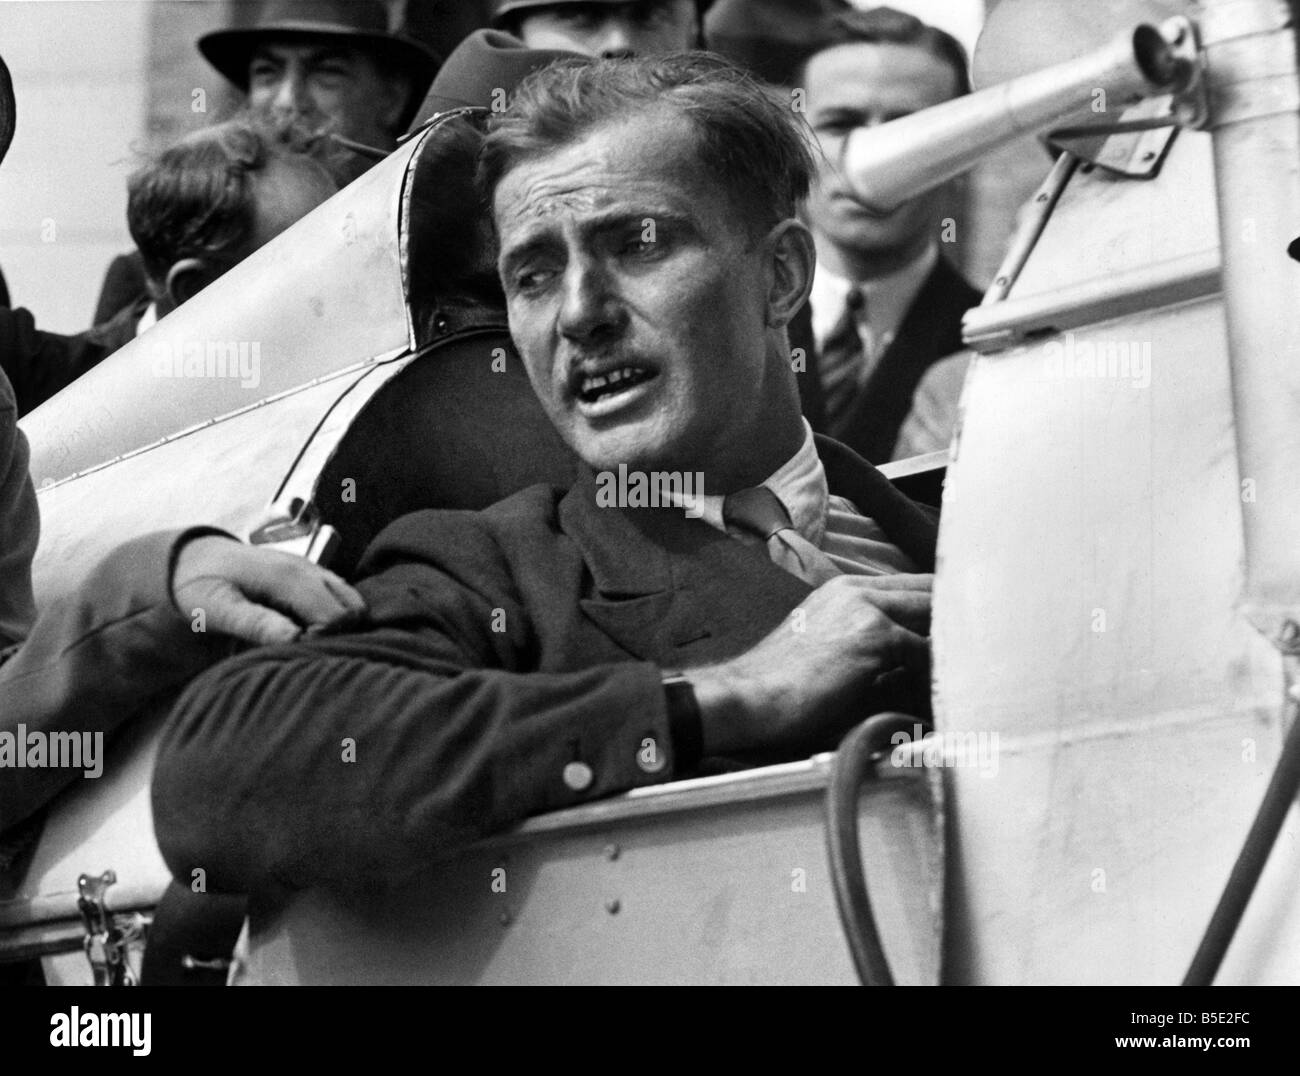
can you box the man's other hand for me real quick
[171,536,366,646]
[691,573,933,755]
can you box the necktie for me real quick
[820,288,867,434]
[722,486,841,587]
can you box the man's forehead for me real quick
[494,112,705,230]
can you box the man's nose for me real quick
[271,70,311,115]
[558,259,625,342]
[594,19,637,59]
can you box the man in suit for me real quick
[797,6,981,463]
[491,0,706,55]
[152,53,934,899]
[200,0,440,183]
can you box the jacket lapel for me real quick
[558,435,937,663]
[816,434,938,571]
[560,469,812,665]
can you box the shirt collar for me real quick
[681,420,829,547]
[810,242,939,349]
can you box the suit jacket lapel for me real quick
[557,436,937,663]
[560,468,812,665]
[816,434,938,572]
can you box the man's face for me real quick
[515,1,697,57]
[166,153,336,310]
[246,154,338,257]
[803,41,962,263]
[494,109,779,476]
[247,40,406,153]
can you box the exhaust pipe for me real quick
[840,21,1195,214]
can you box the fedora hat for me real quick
[199,0,441,130]
[407,29,581,129]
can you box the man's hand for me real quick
[171,536,366,646]
[690,573,932,756]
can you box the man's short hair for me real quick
[478,52,814,233]
[798,6,971,98]
[127,119,290,286]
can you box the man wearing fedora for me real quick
[490,0,707,57]
[199,0,441,183]
[92,0,442,334]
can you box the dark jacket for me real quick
[152,436,937,897]
[800,256,981,463]
[0,529,233,834]
[0,367,37,649]
[0,298,147,417]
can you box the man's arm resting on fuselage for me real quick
[152,630,676,898]
[0,529,236,832]
[152,508,680,897]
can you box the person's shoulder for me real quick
[357,481,571,579]
[931,255,982,305]
[0,365,16,418]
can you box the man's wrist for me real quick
[167,527,237,612]
[683,662,763,757]
[661,673,703,770]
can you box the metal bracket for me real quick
[77,871,144,987]
[1164,16,1210,130]
[248,497,341,566]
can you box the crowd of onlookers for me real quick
[2,0,982,451]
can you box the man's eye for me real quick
[621,235,658,257]
[514,268,554,293]
[249,61,279,84]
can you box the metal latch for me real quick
[77,871,145,986]
[248,496,340,565]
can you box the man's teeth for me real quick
[580,366,650,399]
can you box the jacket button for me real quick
[563,761,594,791]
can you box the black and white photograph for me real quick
[0,0,1294,1043]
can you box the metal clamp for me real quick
[77,871,141,987]
[249,496,341,566]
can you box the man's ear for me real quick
[164,257,220,310]
[764,219,816,330]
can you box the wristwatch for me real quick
[661,672,703,770]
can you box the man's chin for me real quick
[567,423,688,476]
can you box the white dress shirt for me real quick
[810,242,939,388]
[682,420,918,578]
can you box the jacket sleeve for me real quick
[0,528,236,832]
[0,306,109,417]
[0,370,37,649]
[152,509,677,898]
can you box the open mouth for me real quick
[575,365,658,406]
